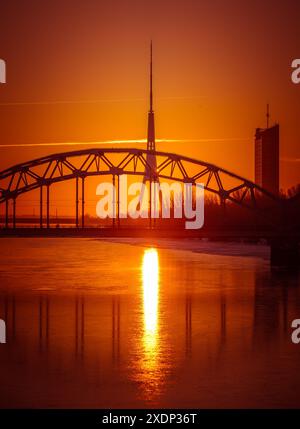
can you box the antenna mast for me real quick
[147,41,155,151]
[150,40,153,113]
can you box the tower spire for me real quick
[144,41,157,182]
[143,42,159,225]
[150,40,153,113]
[147,41,155,152]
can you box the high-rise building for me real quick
[255,124,279,195]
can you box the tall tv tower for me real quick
[144,41,158,182]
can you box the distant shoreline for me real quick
[0,227,270,259]
[0,227,275,241]
[97,237,270,260]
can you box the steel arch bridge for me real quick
[0,148,280,228]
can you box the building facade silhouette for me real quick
[255,124,279,195]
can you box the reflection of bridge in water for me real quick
[0,264,299,408]
[0,279,293,363]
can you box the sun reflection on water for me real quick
[135,247,167,403]
[142,248,159,364]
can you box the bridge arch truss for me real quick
[0,148,279,228]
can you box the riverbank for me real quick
[0,227,271,259]
[98,237,270,259]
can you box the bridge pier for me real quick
[39,185,43,229]
[117,175,120,228]
[5,199,9,228]
[13,198,16,229]
[270,238,300,268]
[81,176,85,228]
[46,185,50,228]
[149,177,152,229]
[111,172,120,228]
[112,174,116,228]
[74,175,85,228]
[75,176,79,228]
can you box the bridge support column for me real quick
[112,175,116,229]
[153,181,157,228]
[46,185,50,228]
[13,198,16,229]
[270,238,299,268]
[75,176,79,228]
[81,177,85,229]
[40,186,43,229]
[149,178,152,229]
[117,175,120,228]
[5,199,9,228]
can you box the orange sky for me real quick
[0,0,300,201]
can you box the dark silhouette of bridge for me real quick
[0,146,278,225]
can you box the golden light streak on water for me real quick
[142,248,160,367]
[142,248,159,337]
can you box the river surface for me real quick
[0,238,300,408]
